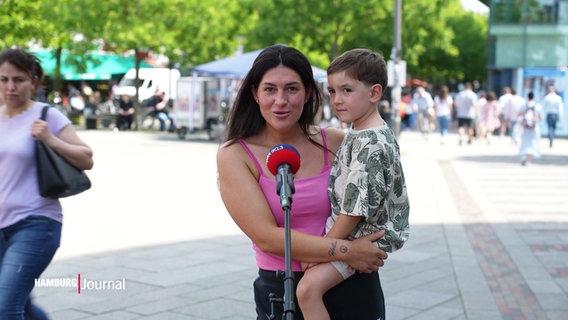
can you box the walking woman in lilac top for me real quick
[0,48,93,319]
[217,44,388,320]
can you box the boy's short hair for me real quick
[327,48,388,89]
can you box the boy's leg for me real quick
[297,262,346,320]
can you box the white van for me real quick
[116,68,181,102]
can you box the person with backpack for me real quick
[518,92,544,166]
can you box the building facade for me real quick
[487,0,568,136]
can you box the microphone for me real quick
[266,144,301,210]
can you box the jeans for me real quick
[155,112,175,131]
[0,216,62,319]
[437,115,451,137]
[546,113,559,146]
[509,120,517,141]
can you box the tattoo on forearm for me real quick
[329,242,349,256]
[328,241,337,256]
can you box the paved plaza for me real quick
[32,127,568,320]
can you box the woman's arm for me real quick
[32,121,94,170]
[217,143,387,272]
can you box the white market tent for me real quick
[191,49,328,80]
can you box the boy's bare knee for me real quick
[296,280,309,302]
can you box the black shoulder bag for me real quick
[36,106,91,198]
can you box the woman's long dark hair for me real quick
[225,44,322,145]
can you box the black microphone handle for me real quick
[276,164,295,210]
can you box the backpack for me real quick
[522,106,536,129]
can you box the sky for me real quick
[461,0,490,14]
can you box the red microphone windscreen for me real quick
[266,144,301,175]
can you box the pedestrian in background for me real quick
[145,90,174,132]
[412,86,435,135]
[0,48,93,319]
[454,82,478,145]
[66,82,83,112]
[541,85,564,148]
[217,44,388,320]
[434,85,453,145]
[518,92,544,165]
[116,94,135,131]
[498,86,513,139]
[83,93,100,130]
[479,91,501,145]
[400,91,415,131]
[507,88,526,145]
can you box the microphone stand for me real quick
[269,164,296,320]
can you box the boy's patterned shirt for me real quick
[328,125,410,252]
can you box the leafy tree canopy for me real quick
[1,0,488,87]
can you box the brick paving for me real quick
[441,161,549,320]
[29,128,567,319]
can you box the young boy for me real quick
[296,48,410,319]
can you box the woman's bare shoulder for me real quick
[217,140,244,161]
[217,139,263,185]
[320,126,345,152]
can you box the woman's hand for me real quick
[31,120,56,143]
[344,231,388,273]
[31,120,93,170]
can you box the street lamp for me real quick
[389,0,403,137]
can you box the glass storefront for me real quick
[491,0,568,25]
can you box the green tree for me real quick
[246,0,394,68]
[0,1,48,48]
[3,0,490,102]
[36,0,96,94]
[77,0,182,128]
[446,5,488,85]
[246,0,487,86]
[399,1,455,81]
[167,0,253,69]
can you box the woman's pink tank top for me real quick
[239,129,332,271]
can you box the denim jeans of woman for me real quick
[437,115,451,137]
[0,216,61,319]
